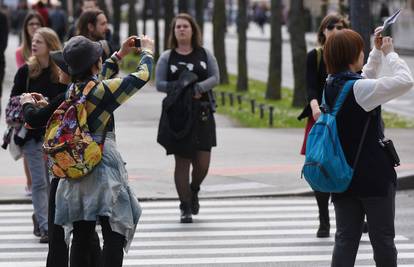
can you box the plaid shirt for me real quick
[71,50,153,132]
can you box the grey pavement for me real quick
[1,30,414,203]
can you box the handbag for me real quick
[9,128,24,161]
[5,74,30,126]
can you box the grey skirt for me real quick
[54,132,141,252]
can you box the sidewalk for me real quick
[1,33,414,203]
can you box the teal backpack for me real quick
[302,80,371,193]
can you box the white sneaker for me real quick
[25,186,32,197]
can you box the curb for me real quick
[2,173,413,205]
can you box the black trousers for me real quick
[0,58,4,113]
[47,178,102,267]
[70,217,125,267]
[331,184,397,267]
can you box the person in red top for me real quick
[32,1,49,27]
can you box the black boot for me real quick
[362,221,369,233]
[32,213,41,237]
[317,219,330,238]
[179,202,193,223]
[315,191,330,238]
[191,185,200,215]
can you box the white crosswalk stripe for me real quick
[0,198,413,266]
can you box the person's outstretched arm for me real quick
[354,37,414,112]
[86,36,155,131]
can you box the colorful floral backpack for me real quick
[43,80,106,179]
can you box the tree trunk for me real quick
[97,0,109,20]
[128,0,137,36]
[112,0,121,51]
[178,0,188,13]
[213,0,229,84]
[266,0,282,99]
[237,0,248,91]
[350,0,371,63]
[163,0,174,50]
[153,0,160,60]
[195,0,205,34]
[289,0,307,107]
[142,0,149,34]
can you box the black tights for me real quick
[47,178,102,267]
[70,217,125,267]
[174,151,211,203]
[315,191,330,223]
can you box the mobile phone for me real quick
[134,38,141,48]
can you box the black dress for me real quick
[166,47,217,158]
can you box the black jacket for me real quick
[157,71,199,158]
[298,48,327,120]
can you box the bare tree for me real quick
[97,0,109,19]
[266,0,282,99]
[153,0,160,59]
[178,0,188,13]
[289,0,307,107]
[213,0,229,84]
[142,0,149,34]
[350,0,371,62]
[195,0,205,34]
[128,0,137,36]
[112,0,121,50]
[237,0,248,91]
[163,0,174,50]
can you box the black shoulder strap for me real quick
[315,48,322,73]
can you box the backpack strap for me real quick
[315,48,322,73]
[82,80,97,97]
[331,80,357,116]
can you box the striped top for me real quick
[70,50,154,132]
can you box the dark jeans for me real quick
[47,178,102,267]
[0,59,4,104]
[331,184,397,267]
[70,217,125,267]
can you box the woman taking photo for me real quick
[298,14,348,238]
[155,13,219,223]
[10,27,66,243]
[324,29,413,266]
[53,35,154,267]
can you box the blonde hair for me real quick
[27,27,62,83]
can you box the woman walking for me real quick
[298,14,348,238]
[155,13,219,223]
[324,28,413,266]
[53,34,154,267]
[10,27,66,243]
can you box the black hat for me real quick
[63,36,103,76]
[50,51,69,75]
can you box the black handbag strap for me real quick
[353,112,372,170]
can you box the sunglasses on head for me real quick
[327,24,344,31]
